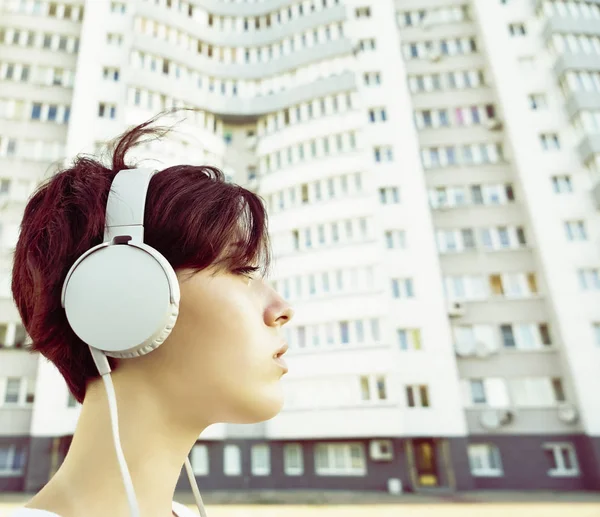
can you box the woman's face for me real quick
[144,266,294,428]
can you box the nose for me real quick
[276,302,294,326]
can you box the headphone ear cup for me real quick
[62,242,180,357]
[111,295,179,359]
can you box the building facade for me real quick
[0,0,599,494]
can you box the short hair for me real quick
[11,110,271,403]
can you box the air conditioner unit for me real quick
[485,118,503,131]
[428,48,442,62]
[370,439,394,461]
[447,301,466,317]
[592,179,600,210]
[479,409,513,430]
[557,403,579,424]
[454,340,476,357]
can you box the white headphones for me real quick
[60,168,208,517]
[61,168,179,358]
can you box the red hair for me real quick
[11,110,270,403]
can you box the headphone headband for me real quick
[104,168,157,243]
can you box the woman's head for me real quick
[11,111,294,426]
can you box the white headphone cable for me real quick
[90,346,209,517]
[184,457,209,517]
[91,346,141,517]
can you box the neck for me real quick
[28,371,205,517]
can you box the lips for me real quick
[273,342,289,374]
[273,356,288,373]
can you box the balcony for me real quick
[565,91,600,120]
[194,0,303,17]
[127,68,357,123]
[577,133,600,165]
[133,33,354,80]
[139,1,347,47]
[0,407,33,436]
[554,53,600,78]
[542,16,600,44]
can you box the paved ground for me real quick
[1,491,600,517]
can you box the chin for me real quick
[228,387,285,424]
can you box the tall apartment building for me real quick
[1,0,599,494]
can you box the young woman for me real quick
[9,112,294,517]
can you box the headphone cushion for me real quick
[107,302,179,358]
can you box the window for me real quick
[391,278,414,298]
[374,146,393,162]
[528,94,547,110]
[371,319,380,341]
[368,107,387,123]
[4,378,21,404]
[471,185,483,204]
[25,378,35,404]
[110,1,126,13]
[405,385,430,408]
[0,325,7,347]
[540,133,560,150]
[251,444,270,476]
[340,321,349,344]
[489,274,504,296]
[223,444,241,476]
[103,67,120,81]
[470,380,487,404]
[314,443,366,476]
[98,103,116,119]
[283,444,304,475]
[358,38,376,51]
[397,329,422,351]
[564,221,587,241]
[385,230,406,249]
[552,175,572,193]
[468,444,503,477]
[379,187,400,204]
[508,23,527,36]
[578,268,600,291]
[593,323,600,346]
[191,444,209,475]
[67,392,78,408]
[376,376,387,400]
[363,72,381,86]
[355,7,371,18]
[296,325,306,347]
[47,105,57,122]
[511,378,565,407]
[107,33,123,45]
[463,378,509,407]
[543,443,579,477]
[0,445,27,475]
[539,324,552,346]
[499,324,513,347]
[31,103,42,120]
[360,375,388,401]
[552,378,566,402]
[462,229,475,249]
[6,139,17,156]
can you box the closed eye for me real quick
[234,266,260,279]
